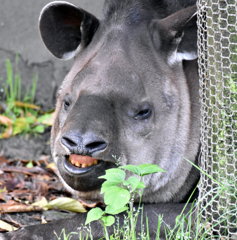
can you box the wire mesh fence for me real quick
[197,0,237,238]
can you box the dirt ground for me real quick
[0,130,83,237]
[0,130,51,161]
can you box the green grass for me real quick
[0,57,53,138]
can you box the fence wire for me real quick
[197,0,237,238]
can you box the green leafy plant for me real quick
[0,58,54,138]
[54,159,235,240]
[85,164,165,240]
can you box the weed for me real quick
[54,229,81,240]
[0,58,53,138]
[54,160,236,240]
[85,164,165,240]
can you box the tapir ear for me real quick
[39,1,99,59]
[151,5,197,65]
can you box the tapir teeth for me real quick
[75,162,81,167]
[68,155,99,168]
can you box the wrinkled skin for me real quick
[0,1,200,239]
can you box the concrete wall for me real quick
[0,0,104,108]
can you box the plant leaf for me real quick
[105,205,128,215]
[13,118,30,135]
[104,186,130,210]
[85,207,104,225]
[120,165,140,175]
[101,216,115,227]
[126,176,145,191]
[33,125,45,133]
[121,164,165,176]
[137,164,165,176]
[101,181,118,194]
[25,116,36,124]
[99,168,125,184]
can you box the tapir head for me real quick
[39,1,200,203]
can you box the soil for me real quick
[0,129,51,161]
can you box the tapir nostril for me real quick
[61,136,79,148]
[85,141,107,153]
[61,132,107,154]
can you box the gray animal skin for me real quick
[0,0,200,239]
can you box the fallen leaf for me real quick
[79,199,102,209]
[0,188,7,201]
[26,161,34,168]
[14,101,40,110]
[35,174,52,182]
[0,194,6,202]
[4,176,24,192]
[33,180,50,197]
[0,215,22,228]
[33,197,86,213]
[0,200,42,213]
[38,155,50,165]
[0,156,8,165]
[0,220,18,232]
[10,189,32,201]
[0,188,7,193]
[0,156,76,227]
[46,162,57,174]
[1,166,48,176]
[32,197,48,209]
[0,115,12,125]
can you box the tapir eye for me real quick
[134,107,152,120]
[63,96,71,111]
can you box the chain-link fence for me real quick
[197,0,237,238]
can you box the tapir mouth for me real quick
[63,154,102,175]
[68,154,99,168]
[58,154,116,192]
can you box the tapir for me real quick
[0,0,200,239]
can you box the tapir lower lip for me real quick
[58,155,116,192]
